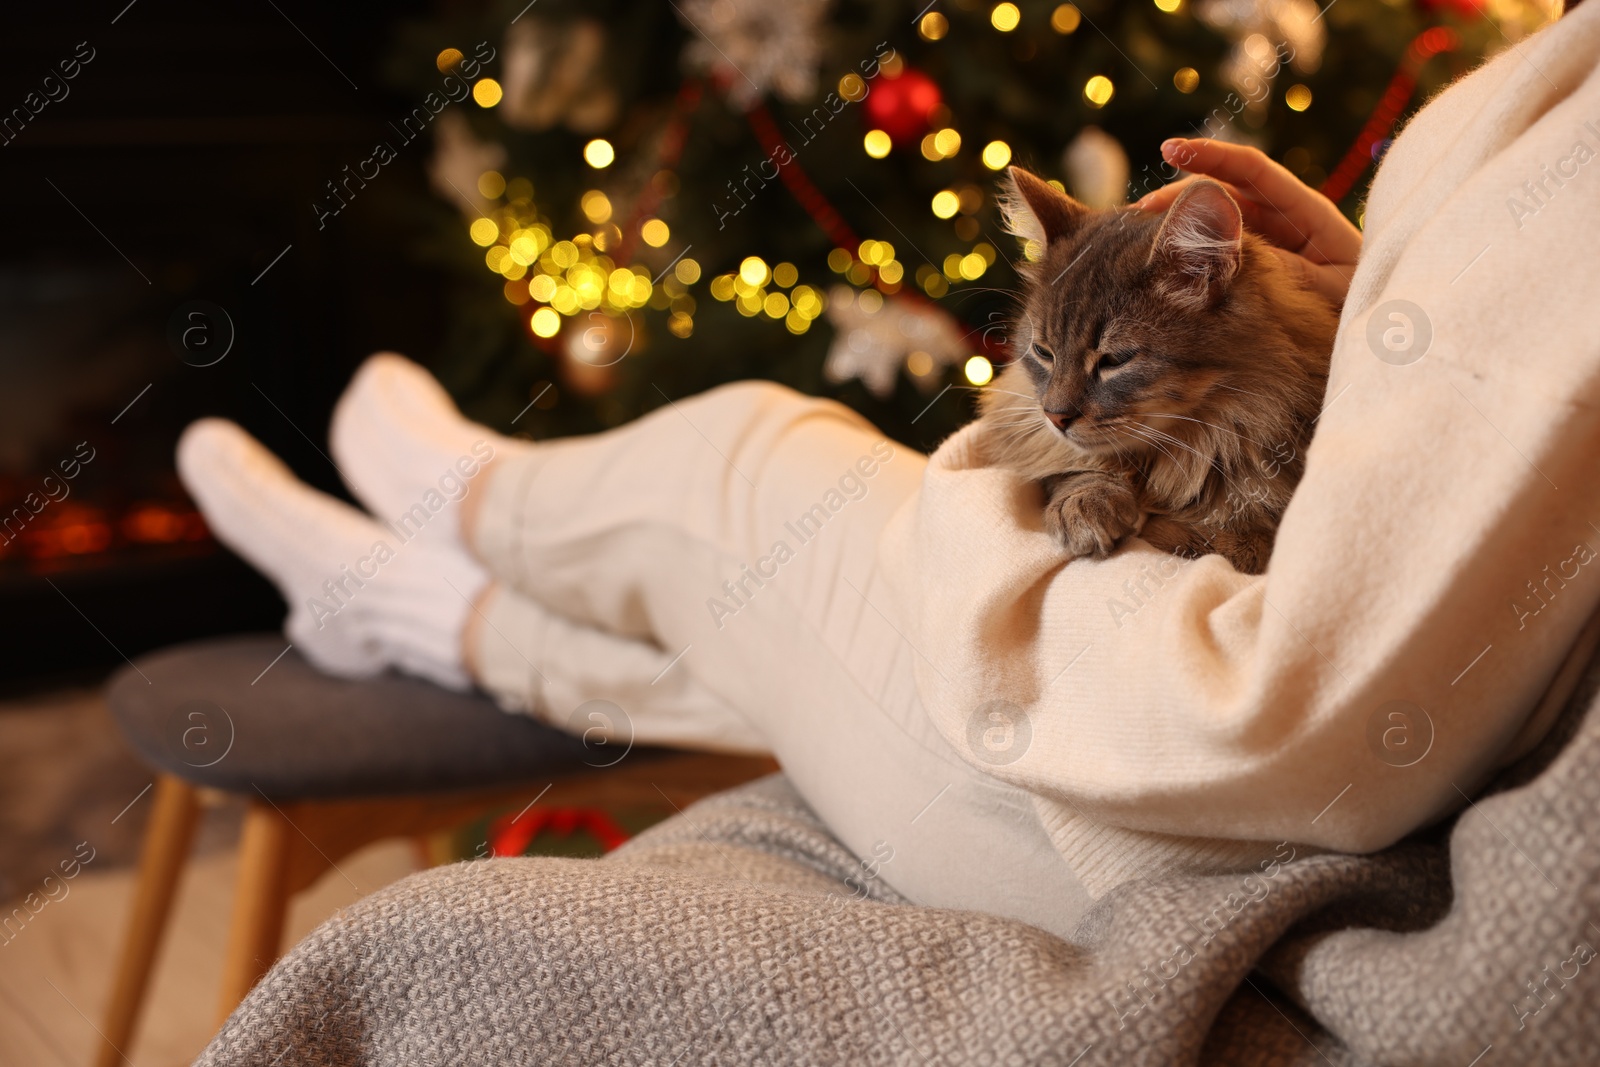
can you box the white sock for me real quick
[176,418,488,690]
[329,353,530,548]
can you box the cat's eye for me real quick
[1030,343,1054,362]
[1097,349,1138,373]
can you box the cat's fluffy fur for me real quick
[977,167,1339,574]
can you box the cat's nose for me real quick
[1044,408,1078,432]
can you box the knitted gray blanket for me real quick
[198,662,1600,1066]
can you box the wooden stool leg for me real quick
[97,775,201,1067]
[214,799,292,1025]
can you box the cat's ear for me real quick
[1149,179,1243,309]
[1000,166,1089,248]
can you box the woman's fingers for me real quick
[1137,138,1362,265]
[1266,246,1355,309]
[1137,175,1309,251]
[1127,137,1361,307]
[1161,138,1362,262]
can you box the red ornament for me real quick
[861,68,942,146]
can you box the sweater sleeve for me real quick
[880,5,1600,866]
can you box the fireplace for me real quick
[2,1,443,686]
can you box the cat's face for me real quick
[998,168,1254,459]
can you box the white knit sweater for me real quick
[882,5,1600,895]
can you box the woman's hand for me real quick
[1136,138,1362,309]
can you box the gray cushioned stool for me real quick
[95,634,775,1067]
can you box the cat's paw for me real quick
[1044,474,1142,558]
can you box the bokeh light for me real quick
[580,190,613,224]
[981,141,1012,170]
[740,256,771,287]
[478,171,506,199]
[472,79,503,107]
[530,307,561,337]
[1051,4,1081,33]
[641,219,670,247]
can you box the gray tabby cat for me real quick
[977,167,1339,574]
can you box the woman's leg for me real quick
[176,414,767,752]
[244,354,1092,935]
[453,377,1093,934]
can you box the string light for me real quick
[580,190,613,224]
[923,128,962,161]
[469,218,499,246]
[964,355,995,386]
[1050,4,1081,33]
[583,139,615,168]
[740,256,771,287]
[1084,75,1115,108]
[919,12,949,40]
[478,171,506,198]
[1286,84,1313,111]
[435,48,464,72]
[931,190,960,218]
[641,219,670,247]
[863,129,892,158]
[529,275,557,302]
[1174,67,1200,93]
[981,141,1012,170]
[990,2,1021,31]
[472,79,503,107]
[1153,0,1181,12]
[530,307,561,338]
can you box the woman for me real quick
[178,1,1600,941]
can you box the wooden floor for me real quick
[0,684,420,1066]
[0,815,419,1067]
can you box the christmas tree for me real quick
[382,0,1556,449]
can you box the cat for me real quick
[976,166,1340,575]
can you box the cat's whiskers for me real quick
[1135,424,1223,470]
[964,385,1043,404]
[1141,411,1263,447]
[1122,423,1225,481]
[945,286,1024,304]
[1209,381,1278,403]
[1120,424,1187,471]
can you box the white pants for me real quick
[467,382,1092,937]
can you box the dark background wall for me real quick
[0,1,450,688]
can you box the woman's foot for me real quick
[329,353,529,548]
[176,418,488,690]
